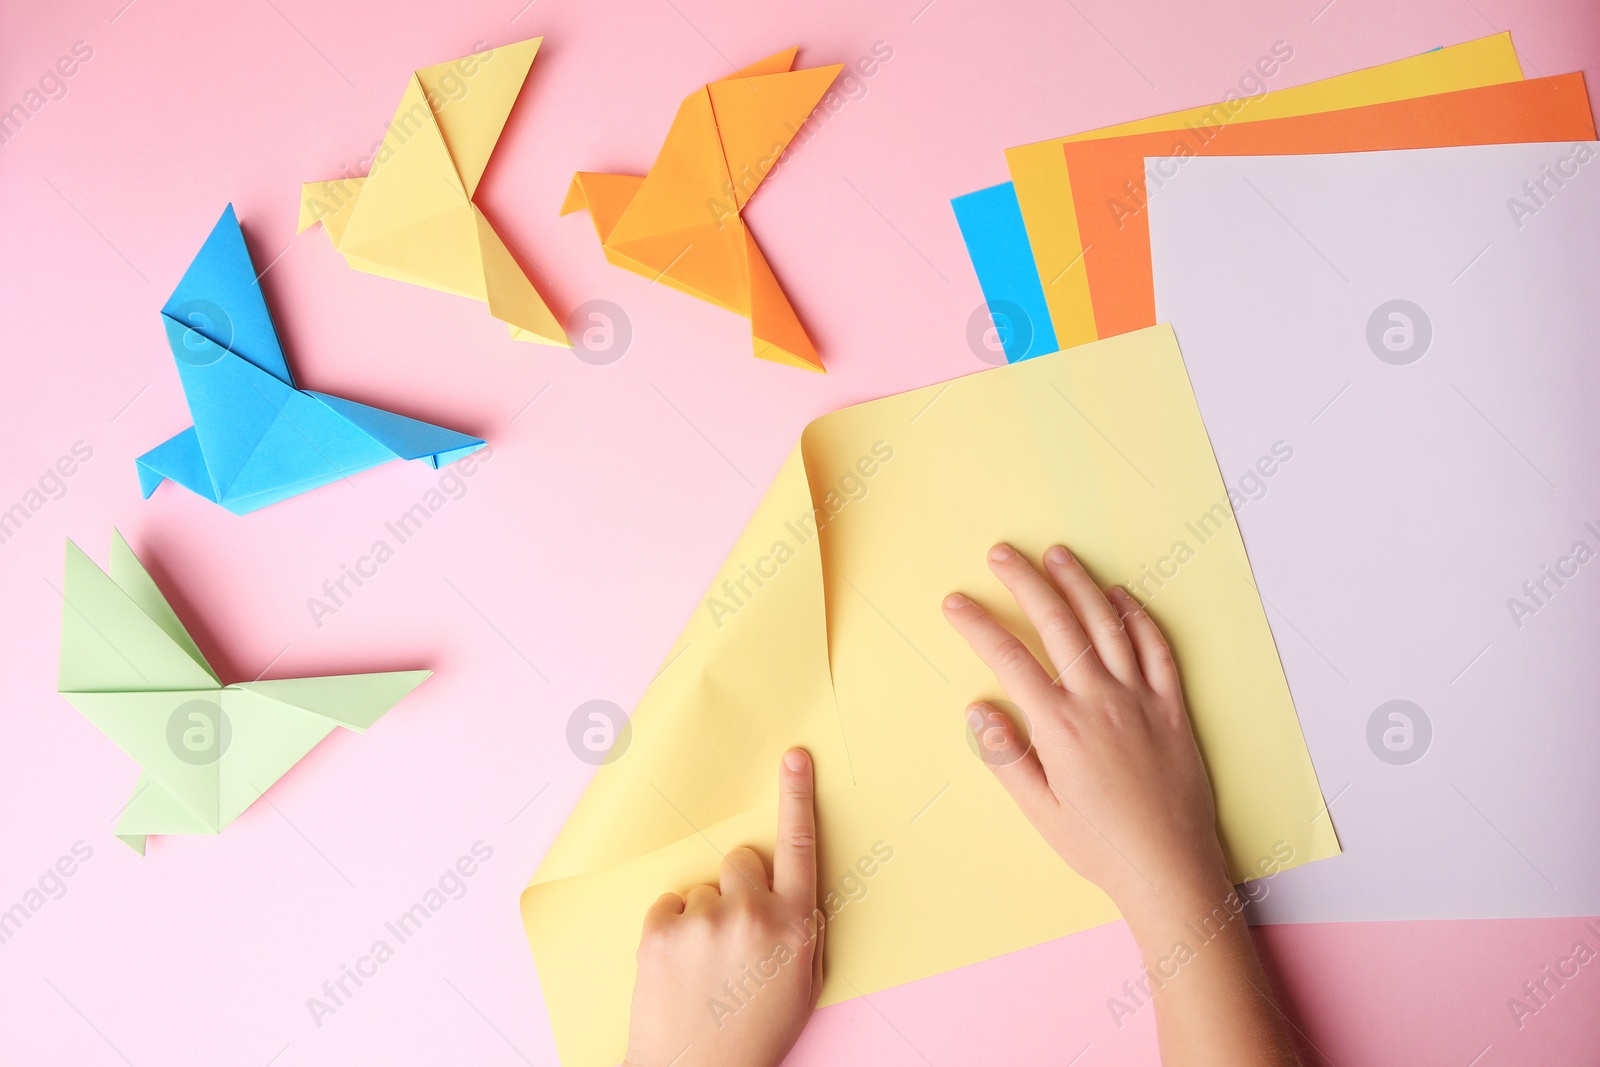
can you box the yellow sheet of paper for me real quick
[521,324,1339,1065]
[1009,32,1523,348]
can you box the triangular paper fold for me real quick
[563,48,839,371]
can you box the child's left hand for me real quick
[623,749,824,1067]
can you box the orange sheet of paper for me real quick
[1006,32,1523,348]
[1066,73,1596,339]
[564,48,840,372]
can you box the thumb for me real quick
[966,702,1054,819]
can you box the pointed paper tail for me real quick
[298,179,367,246]
[204,672,430,834]
[723,46,800,79]
[112,771,220,853]
[562,172,645,245]
[136,426,218,503]
[472,208,572,347]
[230,671,432,731]
[136,457,165,499]
[428,443,489,469]
[744,231,822,372]
[304,391,488,466]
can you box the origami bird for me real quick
[298,38,570,347]
[57,531,431,854]
[564,47,841,372]
[137,205,487,514]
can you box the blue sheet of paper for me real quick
[950,182,1057,362]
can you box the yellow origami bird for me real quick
[564,48,841,371]
[299,38,570,347]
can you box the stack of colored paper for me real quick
[951,30,1600,925]
[955,33,1594,354]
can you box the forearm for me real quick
[1122,876,1302,1067]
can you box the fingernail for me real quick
[943,593,969,610]
[1108,586,1129,602]
[784,748,808,772]
[965,705,986,732]
[1045,545,1071,565]
[988,544,1016,562]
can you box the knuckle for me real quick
[643,895,679,929]
[637,922,684,963]
[992,639,1037,675]
[1097,693,1143,729]
[784,824,817,851]
[754,909,791,941]
[1092,613,1126,639]
[729,896,770,933]
[681,905,716,933]
[1039,610,1081,639]
[782,786,813,807]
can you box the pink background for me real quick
[3,0,1598,1063]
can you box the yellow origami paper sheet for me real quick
[299,38,570,347]
[522,324,1339,1066]
[1008,31,1522,348]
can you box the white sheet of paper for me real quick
[1148,141,1600,922]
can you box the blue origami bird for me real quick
[138,205,486,514]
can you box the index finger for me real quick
[941,592,1061,708]
[773,748,818,905]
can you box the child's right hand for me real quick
[945,542,1304,1066]
[941,543,1232,927]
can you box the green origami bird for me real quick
[58,531,430,854]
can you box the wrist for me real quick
[1116,867,1239,953]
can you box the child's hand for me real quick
[946,543,1304,1066]
[942,543,1230,925]
[623,749,823,1067]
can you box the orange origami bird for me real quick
[563,48,841,372]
